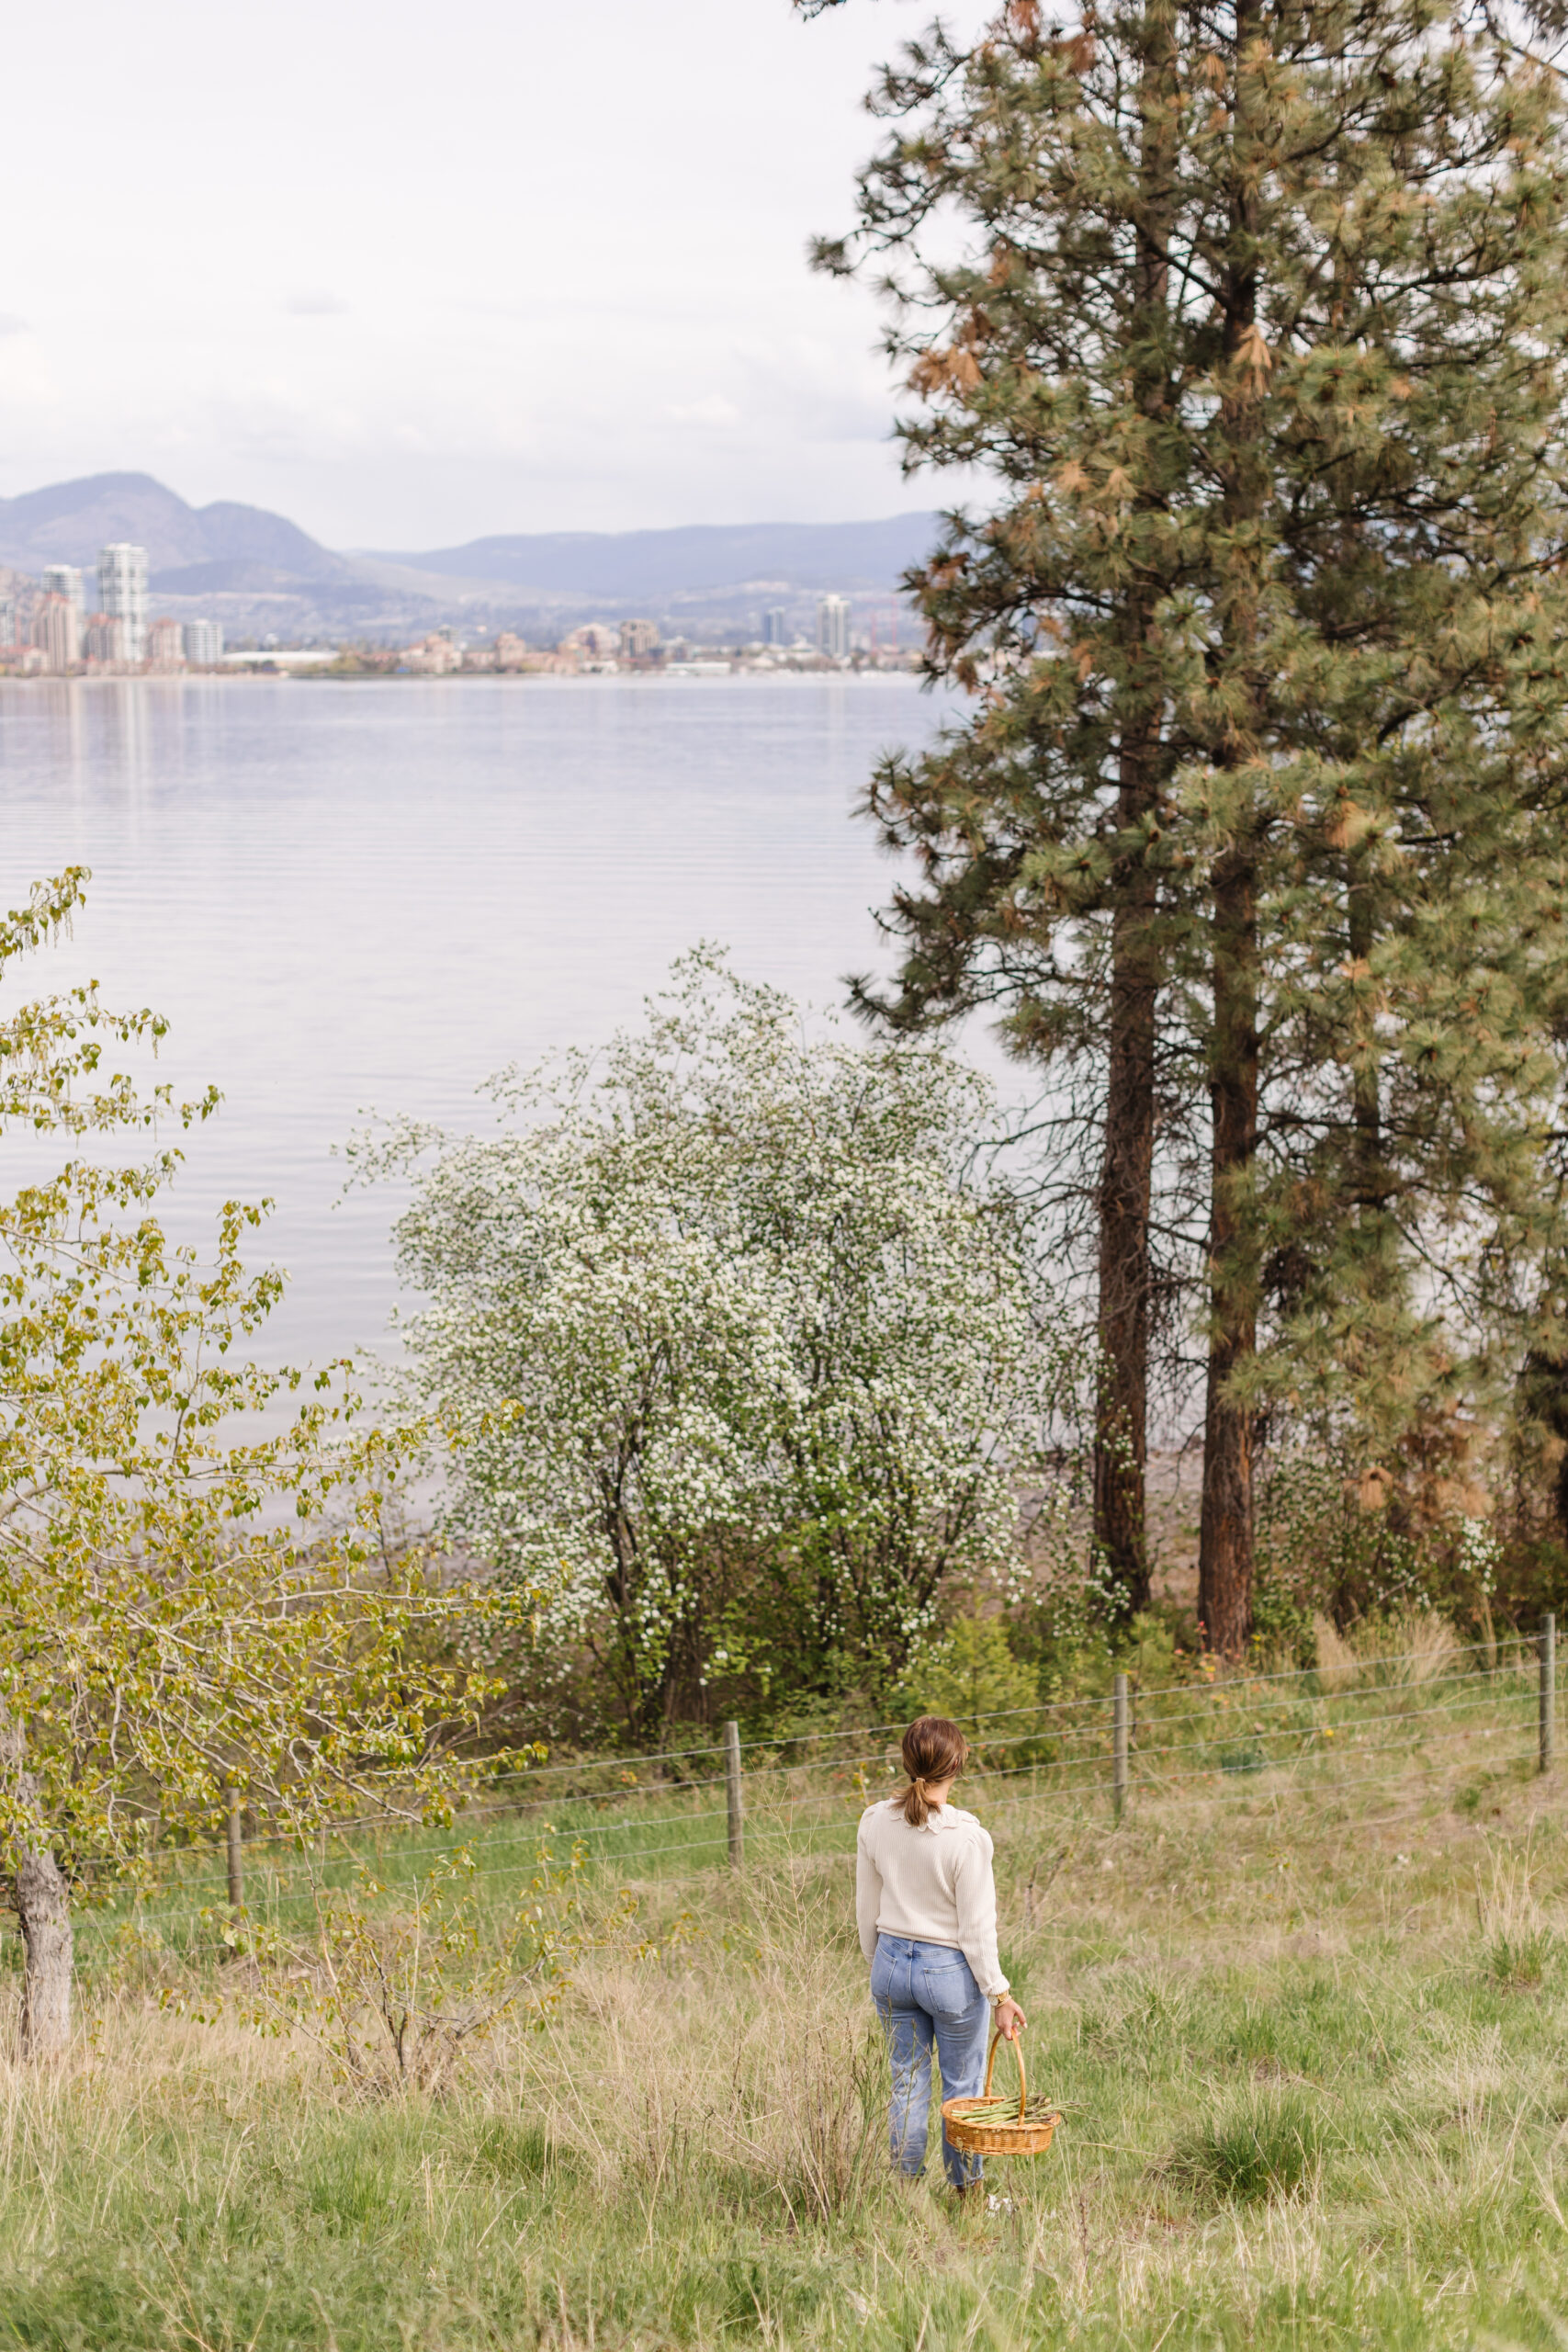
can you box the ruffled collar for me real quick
[889,1798,966,1836]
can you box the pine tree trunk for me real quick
[0,1707,73,2057]
[1090,0,1177,1614]
[1348,876,1382,1205]
[1200,849,1258,1656]
[1096,758,1157,1612]
[1198,0,1265,1657]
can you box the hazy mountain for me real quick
[363,514,942,600]
[0,476,939,639]
[0,473,359,593]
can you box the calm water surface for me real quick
[0,675,949,1366]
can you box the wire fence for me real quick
[70,1619,1560,1951]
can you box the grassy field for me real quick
[5,1670,1568,2347]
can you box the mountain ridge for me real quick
[356,514,942,598]
[0,474,942,633]
[0,472,358,591]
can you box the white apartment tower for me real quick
[41,564,84,616]
[97,544,149,665]
[184,617,224,665]
[817,594,851,661]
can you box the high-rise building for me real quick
[620,617,660,658]
[84,614,126,665]
[183,617,224,666]
[41,564,84,616]
[145,617,186,672]
[31,593,80,673]
[97,544,149,665]
[761,607,787,647]
[817,594,851,661]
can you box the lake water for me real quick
[0,675,953,1369]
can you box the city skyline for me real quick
[0,468,935,652]
[0,524,888,676]
[0,534,227,673]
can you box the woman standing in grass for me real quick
[857,1715,1027,2195]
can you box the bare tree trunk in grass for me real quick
[17,1848,73,2057]
[0,1708,73,2056]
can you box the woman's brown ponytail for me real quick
[897,1716,968,1826]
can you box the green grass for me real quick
[1165,2086,1325,2203]
[7,1712,1568,2345]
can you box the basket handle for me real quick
[982,2026,1027,2121]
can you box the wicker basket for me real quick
[942,2030,1061,2157]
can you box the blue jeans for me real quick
[870,1933,990,2189]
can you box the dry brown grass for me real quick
[1311,1602,1461,1691]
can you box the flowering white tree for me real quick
[378,956,1062,1734]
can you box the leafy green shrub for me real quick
[1007,1559,1120,1702]
[1117,1610,1193,1687]
[897,1614,1040,1753]
[1254,1447,1435,1634]
[1248,1435,1540,1656]
[163,1838,621,2098]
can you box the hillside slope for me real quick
[0,473,359,591]
[366,513,942,598]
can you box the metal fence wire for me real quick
[69,1617,1559,1945]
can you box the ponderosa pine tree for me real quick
[807,0,1190,1618]
[805,0,1568,1647]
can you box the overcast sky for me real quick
[0,0,994,551]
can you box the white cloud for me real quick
[666,395,742,430]
[284,291,350,317]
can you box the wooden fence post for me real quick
[724,1721,744,1870]
[1112,1673,1129,1823]
[1541,1615,1556,1778]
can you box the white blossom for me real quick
[382,955,1065,1729]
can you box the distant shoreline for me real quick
[0,666,927,688]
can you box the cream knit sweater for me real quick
[855,1798,1010,1999]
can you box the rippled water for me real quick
[0,674,948,1366]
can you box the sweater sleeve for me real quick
[953,1824,1009,1998]
[855,1813,883,1967]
